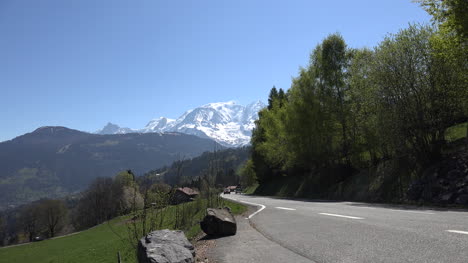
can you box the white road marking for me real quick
[275,207,296,211]
[447,230,468,235]
[319,213,364,220]
[389,209,435,215]
[237,200,266,219]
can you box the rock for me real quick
[462,186,468,194]
[138,229,194,263]
[200,207,237,236]
[447,170,463,179]
[439,193,455,203]
[407,181,424,200]
[455,194,468,205]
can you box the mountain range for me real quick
[0,127,221,210]
[96,101,266,147]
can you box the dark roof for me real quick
[177,187,199,196]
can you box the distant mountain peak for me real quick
[96,100,266,147]
[32,126,84,135]
[202,101,236,108]
[96,122,134,135]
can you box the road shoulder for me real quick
[201,204,313,263]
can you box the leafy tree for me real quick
[239,159,257,187]
[372,24,465,163]
[347,48,382,164]
[121,186,144,213]
[251,109,273,183]
[250,21,466,194]
[284,67,330,170]
[114,170,136,188]
[416,0,468,40]
[112,170,139,214]
[39,199,67,238]
[146,183,171,208]
[17,203,43,241]
[320,33,351,163]
[73,177,114,229]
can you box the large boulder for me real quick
[138,229,194,263]
[200,207,237,236]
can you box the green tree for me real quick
[112,170,139,214]
[17,203,43,241]
[347,48,383,164]
[239,159,257,187]
[74,177,114,229]
[320,33,351,164]
[416,0,468,40]
[39,199,67,238]
[372,24,465,163]
[267,86,279,110]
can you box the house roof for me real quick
[177,187,199,196]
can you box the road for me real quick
[212,194,468,263]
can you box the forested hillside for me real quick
[143,147,250,187]
[0,126,221,209]
[248,1,467,203]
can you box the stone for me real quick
[439,193,455,203]
[447,170,463,179]
[200,207,237,236]
[455,194,468,205]
[138,229,194,263]
[407,181,424,200]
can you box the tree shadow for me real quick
[198,234,234,241]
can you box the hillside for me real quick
[0,199,246,263]
[143,147,250,186]
[0,126,222,209]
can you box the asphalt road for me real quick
[214,194,468,263]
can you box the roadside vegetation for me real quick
[0,135,250,262]
[241,0,467,203]
[1,143,250,245]
[0,198,245,263]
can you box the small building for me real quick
[171,187,200,204]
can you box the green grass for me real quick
[0,216,134,263]
[446,122,467,142]
[0,198,246,263]
[243,183,259,195]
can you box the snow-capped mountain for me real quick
[96,122,135,134]
[141,117,176,133]
[96,101,266,147]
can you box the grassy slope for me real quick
[0,199,246,263]
[243,184,259,195]
[446,122,467,142]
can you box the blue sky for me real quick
[0,0,430,142]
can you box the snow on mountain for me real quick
[141,117,176,133]
[96,101,266,147]
[96,122,135,135]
